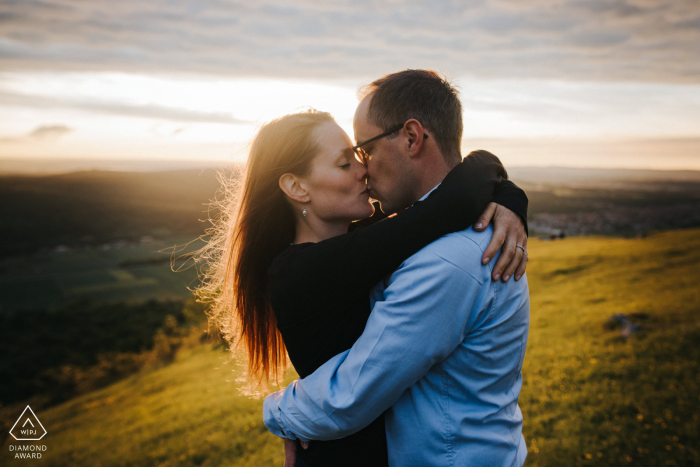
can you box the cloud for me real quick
[28,124,73,139]
[0,0,698,83]
[0,90,251,124]
[0,123,73,143]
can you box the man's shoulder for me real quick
[411,225,492,261]
[397,225,494,284]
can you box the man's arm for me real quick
[263,245,487,441]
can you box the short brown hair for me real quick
[361,69,462,163]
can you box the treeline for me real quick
[0,298,221,433]
[0,169,225,257]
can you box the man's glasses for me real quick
[352,124,404,166]
[352,123,429,166]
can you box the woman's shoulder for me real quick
[267,243,333,326]
[267,243,318,283]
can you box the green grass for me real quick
[3,346,296,467]
[0,235,200,312]
[522,228,700,466]
[3,228,699,466]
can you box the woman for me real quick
[195,110,527,466]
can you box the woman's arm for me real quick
[274,150,526,303]
[351,153,528,235]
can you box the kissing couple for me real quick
[197,69,530,467]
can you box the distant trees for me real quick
[0,298,218,408]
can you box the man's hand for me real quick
[283,438,309,467]
[473,202,528,282]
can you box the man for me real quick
[264,70,530,466]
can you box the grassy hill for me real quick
[3,228,699,466]
[521,228,699,466]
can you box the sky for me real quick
[1,0,699,170]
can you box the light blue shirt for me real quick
[263,224,530,467]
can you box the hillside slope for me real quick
[4,345,295,466]
[3,228,699,466]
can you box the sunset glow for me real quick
[1,0,699,170]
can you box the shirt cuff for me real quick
[263,390,298,440]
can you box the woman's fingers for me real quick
[487,205,518,276]
[481,207,508,265]
[491,213,527,281]
[515,237,528,281]
[501,243,524,282]
[481,204,528,280]
[491,234,517,281]
[475,202,498,233]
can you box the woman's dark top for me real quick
[267,151,528,467]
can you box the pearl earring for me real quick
[302,204,307,217]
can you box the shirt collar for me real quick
[417,183,441,203]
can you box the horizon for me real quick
[3,156,700,182]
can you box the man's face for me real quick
[353,95,415,215]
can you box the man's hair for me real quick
[360,69,462,164]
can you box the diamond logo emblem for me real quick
[9,406,47,441]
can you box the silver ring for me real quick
[516,245,526,254]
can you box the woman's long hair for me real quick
[193,109,335,389]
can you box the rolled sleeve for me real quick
[263,390,298,440]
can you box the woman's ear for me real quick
[279,173,309,203]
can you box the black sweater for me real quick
[267,151,528,467]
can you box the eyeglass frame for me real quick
[352,123,429,166]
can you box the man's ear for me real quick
[404,119,426,158]
[279,173,309,203]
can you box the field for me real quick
[0,169,220,312]
[0,236,202,312]
[522,228,699,466]
[3,227,699,466]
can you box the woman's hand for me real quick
[284,439,297,467]
[473,202,528,282]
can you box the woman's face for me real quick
[304,121,375,223]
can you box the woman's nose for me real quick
[356,159,368,181]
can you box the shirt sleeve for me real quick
[263,249,486,440]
